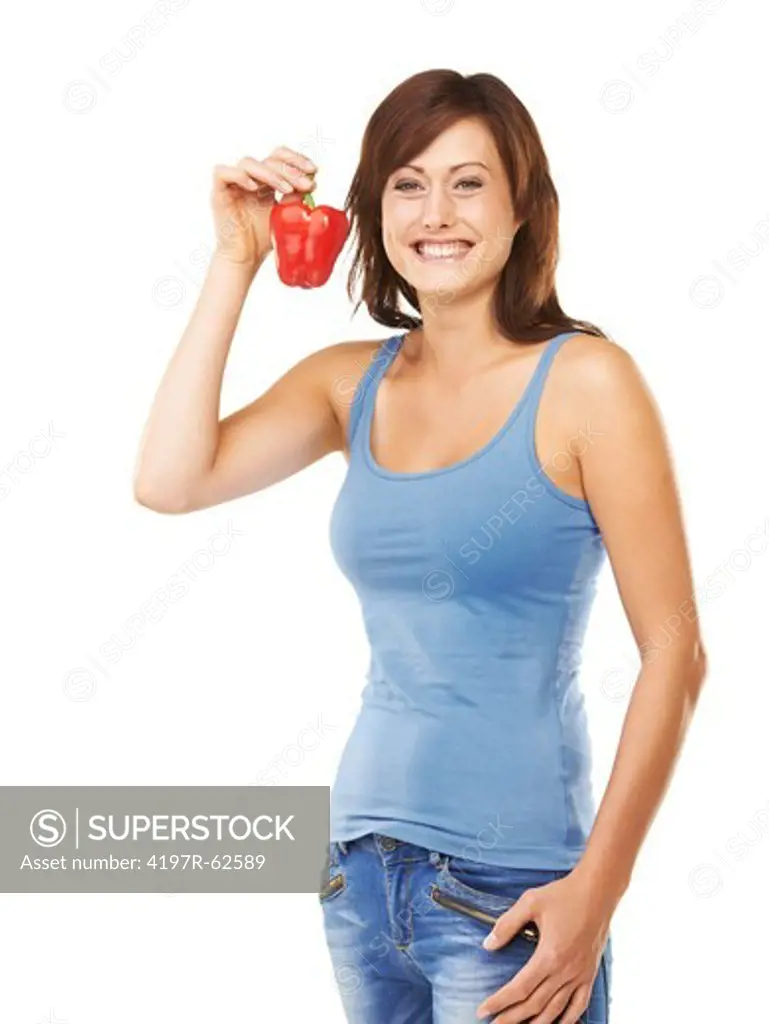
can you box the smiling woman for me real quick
[384,140,516,305]
[344,70,606,345]
[134,64,707,1024]
[323,69,703,1024]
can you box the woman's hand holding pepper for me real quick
[210,147,317,274]
[475,868,616,1023]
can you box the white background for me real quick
[1,0,767,1020]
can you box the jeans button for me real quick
[380,836,398,850]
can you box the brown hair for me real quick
[345,69,608,344]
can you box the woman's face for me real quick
[381,117,518,306]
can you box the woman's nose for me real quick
[421,188,455,231]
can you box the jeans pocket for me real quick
[429,883,540,944]
[318,841,347,904]
[433,857,569,942]
[441,855,568,904]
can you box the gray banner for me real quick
[0,786,330,893]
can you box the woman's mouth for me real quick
[410,240,475,262]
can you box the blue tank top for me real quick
[328,330,606,868]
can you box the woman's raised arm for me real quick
[133,147,358,514]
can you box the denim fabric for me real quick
[319,833,612,1024]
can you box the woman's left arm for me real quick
[477,336,708,1023]
[568,337,708,903]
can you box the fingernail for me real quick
[483,932,499,949]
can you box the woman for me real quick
[134,69,707,1023]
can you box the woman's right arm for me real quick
[133,257,350,514]
[133,147,356,515]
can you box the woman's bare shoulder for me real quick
[553,331,655,430]
[310,335,395,398]
[303,336,397,443]
[557,332,642,393]
[561,329,630,370]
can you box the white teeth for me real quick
[415,242,473,259]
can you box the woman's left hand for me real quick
[475,868,614,1023]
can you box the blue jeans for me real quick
[319,833,612,1023]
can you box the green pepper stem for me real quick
[302,168,317,209]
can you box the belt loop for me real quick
[337,839,348,857]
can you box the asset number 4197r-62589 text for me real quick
[147,854,266,870]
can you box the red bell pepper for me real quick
[269,190,349,288]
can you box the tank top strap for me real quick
[348,333,405,450]
[517,330,582,427]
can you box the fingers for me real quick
[546,981,592,1024]
[476,940,551,1019]
[212,147,318,201]
[478,958,594,1023]
[479,971,568,1024]
[213,161,315,199]
[266,155,317,193]
[522,982,572,1024]
[484,891,537,949]
[268,145,317,177]
[235,156,292,194]
[213,164,264,193]
[239,152,316,194]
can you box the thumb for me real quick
[483,893,538,950]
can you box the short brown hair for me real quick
[345,69,607,343]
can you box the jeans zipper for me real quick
[319,872,345,901]
[429,884,539,943]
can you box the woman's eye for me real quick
[394,181,420,192]
[456,178,482,190]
